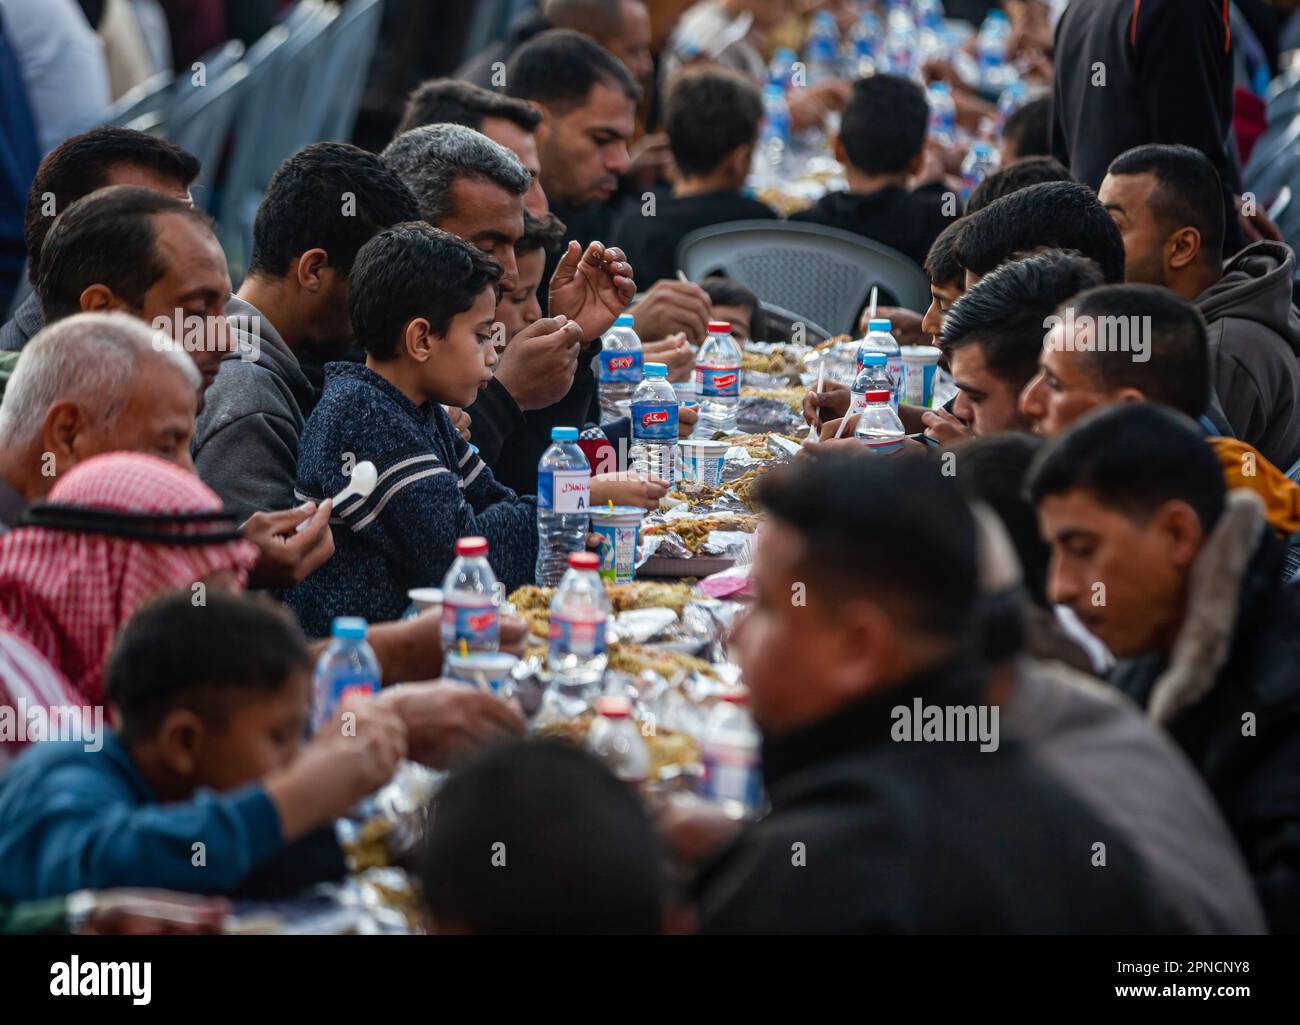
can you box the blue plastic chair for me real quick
[168,62,251,210]
[171,39,245,111]
[677,220,932,335]
[105,71,174,128]
[317,0,386,143]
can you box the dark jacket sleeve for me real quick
[464,377,528,469]
[194,409,302,523]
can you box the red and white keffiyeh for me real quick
[0,453,258,707]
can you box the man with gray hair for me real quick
[0,313,334,591]
[381,124,636,492]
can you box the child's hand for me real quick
[445,405,472,442]
[376,682,525,769]
[591,472,669,511]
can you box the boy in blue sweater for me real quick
[0,592,406,902]
[289,223,553,637]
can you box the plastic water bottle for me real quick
[849,352,892,416]
[884,0,918,77]
[536,426,591,587]
[547,551,609,695]
[976,10,1011,91]
[694,321,741,435]
[701,692,762,818]
[441,536,500,654]
[853,389,908,455]
[857,318,901,409]
[756,82,790,183]
[927,81,956,146]
[312,617,381,732]
[598,314,642,422]
[804,10,840,84]
[587,695,650,785]
[630,362,679,479]
[961,142,999,202]
[997,79,1028,133]
[768,47,797,90]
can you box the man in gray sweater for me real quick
[193,144,421,522]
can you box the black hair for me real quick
[924,219,966,288]
[349,221,502,361]
[35,186,213,323]
[1026,404,1226,532]
[700,275,766,340]
[1001,96,1051,160]
[1064,284,1211,420]
[664,68,763,177]
[505,29,641,114]
[1106,143,1226,266]
[965,156,1074,214]
[952,434,1050,608]
[105,591,311,745]
[955,181,1126,284]
[754,453,979,631]
[838,73,929,176]
[421,739,664,934]
[941,249,1105,392]
[396,78,543,137]
[24,126,199,283]
[249,142,421,280]
[516,210,567,256]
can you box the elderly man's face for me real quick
[480,116,548,216]
[437,177,526,293]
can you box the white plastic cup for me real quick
[901,346,943,407]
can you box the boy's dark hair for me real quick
[1067,284,1211,420]
[516,210,567,256]
[1027,404,1226,532]
[664,68,763,178]
[1002,97,1051,161]
[838,73,929,176]
[249,142,421,280]
[924,219,966,288]
[700,275,766,340]
[421,739,664,934]
[965,156,1074,214]
[755,454,978,631]
[1107,143,1225,266]
[955,181,1126,283]
[36,186,213,323]
[505,29,641,114]
[106,592,311,745]
[396,78,543,137]
[952,434,1050,608]
[349,221,502,361]
[941,249,1104,392]
[24,126,200,283]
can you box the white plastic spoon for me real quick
[295,460,377,532]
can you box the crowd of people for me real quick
[0,0,1299,936]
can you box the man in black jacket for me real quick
[695,453,1182,933]
[1028,404,1300,932]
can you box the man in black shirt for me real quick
[790,73,954,269]
[613,67,774,288]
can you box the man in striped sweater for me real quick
[288,223,554,638]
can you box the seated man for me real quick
[955,180,1127,286]
[1027,404,1300,932]
[694,453,1182,933]
[998,95,1052,167]
[612,67,775,288]
[0,591,407,901]
[1099,143,1300,472]
[288,223,539,637]
[790,73,953,269]
[422,740,664,934]
[495,210,566,343]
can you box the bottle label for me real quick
[703,746,761,808]
[548,612,607,658]
[442,598,500,649]
[316,670,380,727]
[538,469,591,512]
[695,365,739,398]
[861,435,908,457]
[631,401,678,441]
[600,350,643,384]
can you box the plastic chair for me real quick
[677,220,932,335]
[265,1,338,164]
[104,71,174,127]
[168,62,251,209]
[759,301,832,345]
[317,0,385,143]
[1245,112,1300,202]
[171,39,245,110]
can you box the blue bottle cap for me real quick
[332,616,368,640]
[861,352,887,365]
[868,319,892,333]
[644,362,668,377]
[551,426,579,441]
[614,314,635,327]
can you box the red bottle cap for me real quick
[456,536,488,557]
